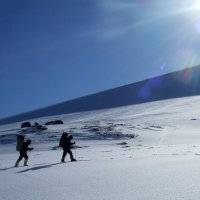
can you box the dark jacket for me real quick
[20,141,33,154]
[63,138,75,151]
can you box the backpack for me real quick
[16,135,25,151]
[59,132,68,147]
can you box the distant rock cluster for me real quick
[21,122,31,128]
[21,119,64,131]
[45,120,64,125]
[21,121,47,131]
[82,122,137,139]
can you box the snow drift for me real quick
[1,95,200,199]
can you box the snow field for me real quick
[1,96,200,199]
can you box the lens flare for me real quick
[138,84,151,100]
[160,63,167,71]
[149,77,163,87]
[173,68,193,85]
[183,69,191,82]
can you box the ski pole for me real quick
[74,143,76,160]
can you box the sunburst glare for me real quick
[151,1,200,73]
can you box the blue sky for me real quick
[1,0,200,118]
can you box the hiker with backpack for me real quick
[15,138,34,167]
[60,132,76,162]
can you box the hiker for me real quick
[60,132,76,162]
[15,139,34,167]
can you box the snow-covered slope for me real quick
[1,65,200,125]
[1,96,200,199]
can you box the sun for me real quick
[194,0,200,8]
[169,0,200,16]
[181,0,200,32]
[188,0,200,12]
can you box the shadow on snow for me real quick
[17,162,60,173]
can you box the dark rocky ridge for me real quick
[0,65,200,125]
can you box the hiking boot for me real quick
[71,158,76,162]
[24,159,28,166]
[15,160,20,167]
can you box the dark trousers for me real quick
[61,149,74,162]
[18,153,28,161]
[15,152,29,167]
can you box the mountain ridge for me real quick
[1,65,200,125]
